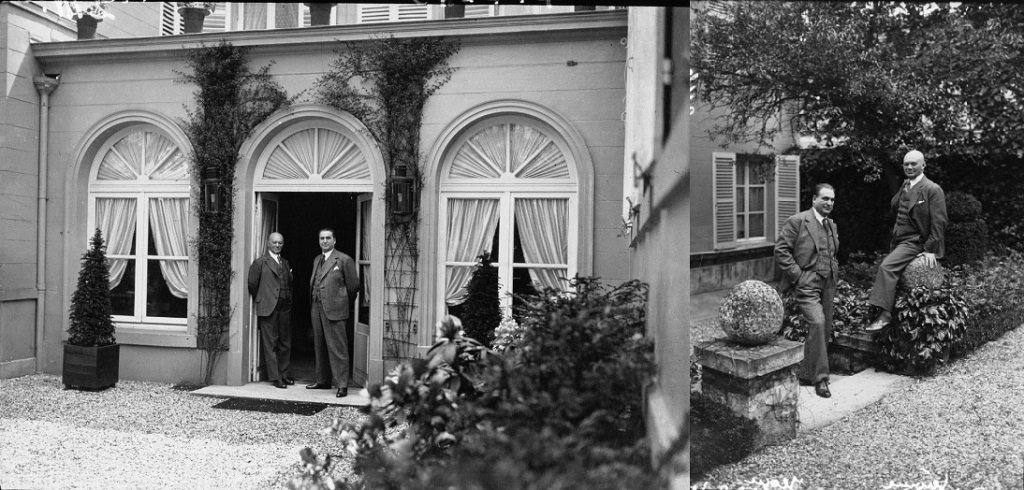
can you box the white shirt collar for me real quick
[269,251,280,262]
[908,174,924,188]
[812,207,827,224]
[323,250,333,261]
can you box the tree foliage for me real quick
[67,228,116,347]
[692,2,1024,177]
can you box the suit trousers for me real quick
[258,307,291,382]
[796,270,836,383]
[311,299,350,388]
[868,241,924,312]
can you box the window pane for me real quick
[736,164,746,185]
[510,266,540,319]
[243,2,267,29]
[750,187,765,212]
[736,188,745,212]
[750,213,765,238]
[736,215,746,239]
[146,260,187,318]
[110,260,135,316]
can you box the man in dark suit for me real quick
[865,150,948,332]
[306,228,360,398]
[775,183,839,398]
[247,232,294,389]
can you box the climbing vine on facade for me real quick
[179,41,292,383]
[315,35,459,360]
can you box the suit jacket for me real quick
[310,249,360,321]
[890,175,947,259]
[248,252,293,317]
[774,209,839,292]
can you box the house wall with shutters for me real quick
[690,99,797,292]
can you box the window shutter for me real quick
[161,2,179,35]
[712,152,736,250]
[205,3,227,31]
[358,4,391,23]
[396,4,430,21]
[774,154,800,238]
[463,5,494,18]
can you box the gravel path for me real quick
[696,325,1024,489]
[0,375,364,489]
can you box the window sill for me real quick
[115,324,196,348]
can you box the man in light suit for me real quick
[865,150,948,332]
[775,183,839,398]
[247,232,294,389]
[306,228,360,398]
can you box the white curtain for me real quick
[445,198,500,305]
[243,3,267,29]
[149,198,189,299]
[255,198,278,256]
[514,198,568,291]
[95,198,137,290]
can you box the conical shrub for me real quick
[67,228,116,347]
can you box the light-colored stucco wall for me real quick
[25,12,629,384]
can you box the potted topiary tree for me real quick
[451,253,502,347]
[63,228,119,390]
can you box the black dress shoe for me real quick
[306,382,331,389]
[815,379,831,398]
[336,387,348,398]
[273,380,287,389]
[283,378,295,386]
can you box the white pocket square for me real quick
[333,265,340,271]
[917,200,925,204]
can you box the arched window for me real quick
[87,126,191,327]
[438,116,578,314]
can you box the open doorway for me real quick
[253,192,369,388]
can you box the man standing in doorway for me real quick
[774,183,840,398]
[865,150,948,332]
[307,228,360,398]
[247,232,294,389]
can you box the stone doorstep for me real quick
[694,338,804,380]
[190,382,369,407]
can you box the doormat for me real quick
[212,397,329,416]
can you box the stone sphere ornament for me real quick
[718,280,785,345]
[899,255,944,290]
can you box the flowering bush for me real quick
[61,1,115,20]
[718,280,784,345]
[489,311,522,353]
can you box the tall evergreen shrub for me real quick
[67,228,116,347]
[943,191,988,266]
[454,253,501,347]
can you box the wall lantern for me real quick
[201,166,222,214]
[389,163,415,216]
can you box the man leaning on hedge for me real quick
[775,183,839,398]
[865,150,948,333]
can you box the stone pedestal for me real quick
[694,337,803,448]
[829,331,878,374]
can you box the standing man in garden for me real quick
[307,228,360,398]
[247,232,294,389]
[865,150,948,332]
[775,183,839,398]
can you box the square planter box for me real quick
[63,343,120,391]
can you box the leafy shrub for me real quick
[67,228,116,347]
[449,253,502,347]
[838,251,883,290]
[945,191,983,222]
[690,391,760,481]
[690,352,702,392]
[290,276,657,489]
[876,281,970,376]
[949,250,1024,357]
[779,280,871,342]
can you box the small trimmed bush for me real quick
[690,391,760,481]
[944,191,988,266]
[949,250,1024,357]
[67,228,116,347]
[450,253,502,347]
[719,280,784,345]
[945,191,983,223]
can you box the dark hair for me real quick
[318,228,335,239]
[814,183,835,197]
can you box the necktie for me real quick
[823,219,834,255]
